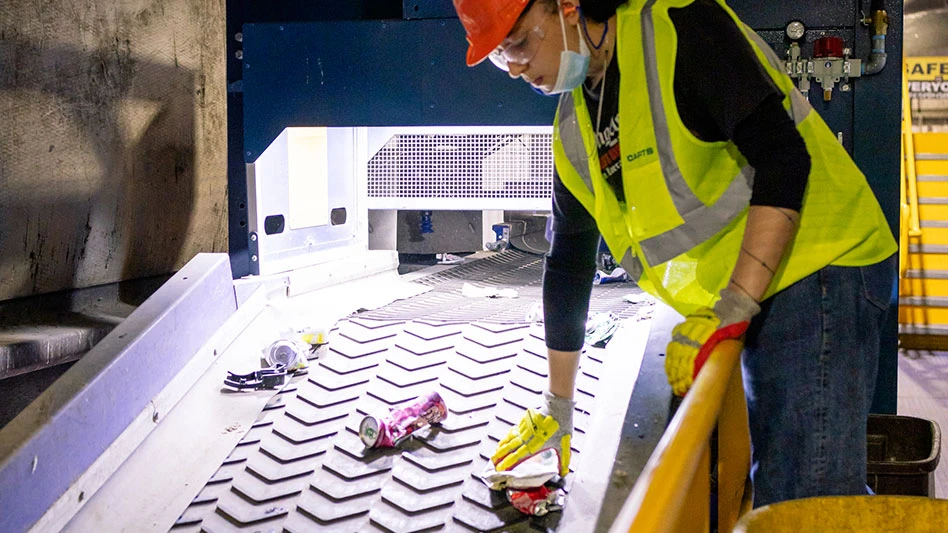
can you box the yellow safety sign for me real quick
[906,57,948,99]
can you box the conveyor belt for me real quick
[170,251,646,532]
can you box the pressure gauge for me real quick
[785,20,806,41]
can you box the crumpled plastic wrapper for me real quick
[593,267,629,285]
[480,448,567,516]
[480,448,560,491]
[507,485,566,516]
[622,292,655,304]
[585,311,621,348]
[524,301,544,324]
[300,327,330,359]
[462,282,518,299]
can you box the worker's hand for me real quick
[492,391,574,480]
[665,288,760,396]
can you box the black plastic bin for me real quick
[867,413,942,497]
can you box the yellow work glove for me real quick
[491,391,574,480]
[666,288,760,396]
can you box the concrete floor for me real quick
[897,349,948,498]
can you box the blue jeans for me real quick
[742,255,896,507]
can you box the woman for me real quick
[453,0,896,507]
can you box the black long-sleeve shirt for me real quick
[543,0,811,351]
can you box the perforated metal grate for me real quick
[364,250,644,323]
[367,134,554,199]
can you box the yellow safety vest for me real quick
[552,0,897,316]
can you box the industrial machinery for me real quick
[0,1,903,532]
[781,5,889,101]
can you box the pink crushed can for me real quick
[359,391,448,448]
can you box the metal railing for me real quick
[609,339,751,533]
[902,60,922,278]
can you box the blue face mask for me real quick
[546,7,591,95]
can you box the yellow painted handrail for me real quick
[901,121,910,277]
[903,62,922,239]
[609,339,750,533]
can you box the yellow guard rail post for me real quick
[901,91,910,277]
[903,59,922,242]
[609,339,750,533]
[899,111,911,274]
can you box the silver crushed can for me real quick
[264,339,305,369]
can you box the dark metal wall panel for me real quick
[853,0,904,233]
[754,28,858,153]
[403,0,458,20]
[729,0,858,29]
[729,0,903,231]
[241,20,556,162]
[226,2,405,278]
[732,0,903,412]
[853,0,904,414]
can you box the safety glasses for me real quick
[488,24,546,72]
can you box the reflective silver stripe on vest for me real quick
[745,26,811,127]
[619,250,644,280]
[641,0,702,218]
[557,93,595,192]
[639,166,753,265]
[636,0,751,266]
[555,1,763,268]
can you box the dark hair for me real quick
[533,0,559,13]
[526,0,626,24]
[579,0,628,23]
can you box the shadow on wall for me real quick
[0,34,202,303]
[905,3,948,56]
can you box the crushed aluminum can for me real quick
[359,391,448,448]
[264,339,307,371]
[506,484,566,516]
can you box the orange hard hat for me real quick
[453,0,533,66]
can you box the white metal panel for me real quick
[287,128,330,230]
[247,128,362,276]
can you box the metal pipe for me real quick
[862,1,889,75]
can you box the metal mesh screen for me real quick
[361,250,646,323]
[367,133,553,199]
